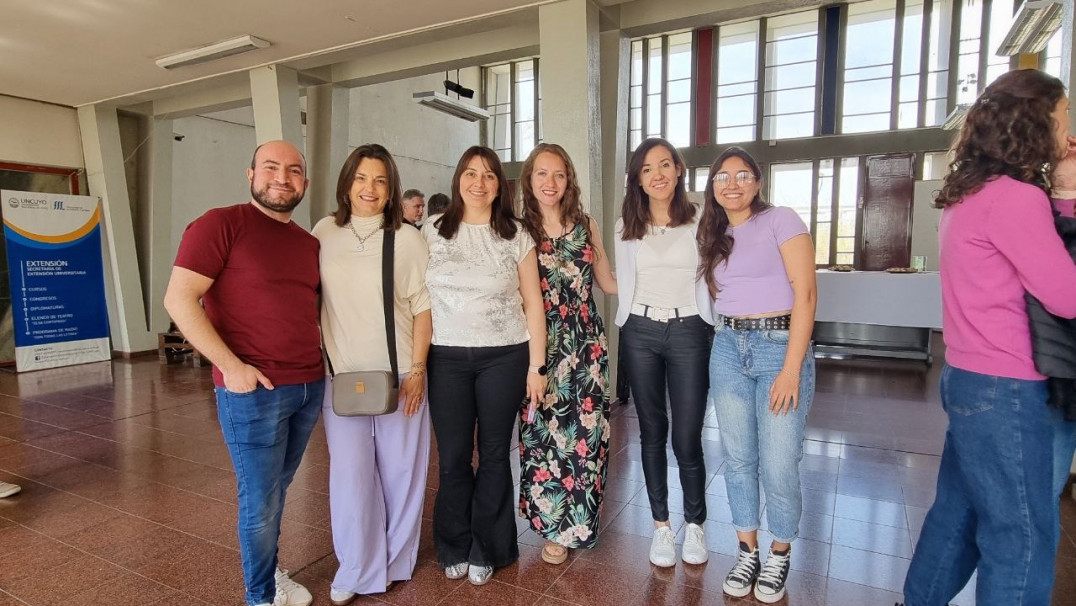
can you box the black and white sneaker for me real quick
[754,546,791,603]
[722,541,760,598]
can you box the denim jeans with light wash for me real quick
[903,365,1056,606]
[709,324,815,543]
[216,381,324,606]
[1049,404,1076,500]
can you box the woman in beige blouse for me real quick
[314,144,432,605]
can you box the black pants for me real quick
[428,342,528,568]
[621,314,712,524]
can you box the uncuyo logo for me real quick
[7,197,17,209]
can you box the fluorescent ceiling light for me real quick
[943,104,971,130]
[995,0,1062,56]
[412,91,490,122]
[156,35,270,70]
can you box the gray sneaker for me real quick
[754,546,791,604]
[722,541,760,598]
[444,562,468,580]
[468,565,493,586]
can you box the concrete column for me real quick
[538,0,603,215]
[599,27,630,398]
[249,64,307,227]
[306,84,350,224]
[145,117,174,333]
[77,104,156,354]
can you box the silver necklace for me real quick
[346,219,380,252]
[652,223,669,235]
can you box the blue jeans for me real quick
[216,381,324,605]
[904,365,1056,606]
[709,325,815,543]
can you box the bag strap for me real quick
[322,226,399,388]
[382,228,399,388]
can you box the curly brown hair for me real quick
[619,138,695,241]
[697,146,773,297]
[519,143,595,254]
[936,69,1067,208]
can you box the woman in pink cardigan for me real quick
[902,69,1076,605]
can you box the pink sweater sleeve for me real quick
[988,187,1076,318]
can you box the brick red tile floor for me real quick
[0,343,1074,605]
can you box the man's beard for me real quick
[251,183,304,213]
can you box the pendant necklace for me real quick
[347,219,380,252]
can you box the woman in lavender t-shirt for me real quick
[697,146,817,604]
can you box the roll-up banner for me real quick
[1,190,111,371]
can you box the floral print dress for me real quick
[519,221,611,548]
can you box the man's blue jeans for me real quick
[216,381,324,606]
[903,365,1057,605]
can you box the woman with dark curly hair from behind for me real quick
[900,69,1076,606]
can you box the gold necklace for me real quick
[346,219,380,252]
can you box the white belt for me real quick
[630,303,698,323]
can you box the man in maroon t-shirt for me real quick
[164,140,323,606]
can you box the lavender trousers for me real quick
[321,376,431,595]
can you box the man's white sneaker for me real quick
[681,523,709,565]
[0,481,21,498]
[649,526,677,567]
[273,568,312,606]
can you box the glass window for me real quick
[815,159,835,265]
[842,0,896,133]
[836,158,860,266]
[984,0,1015,87]
[482,59,539,162]
[716,19,759,151]
[1043,29,1063,78]
[763,11,818,140]
[769,162,814,226]
[924,0,953,126]
[627,31,695,152]
[954,0,983,106]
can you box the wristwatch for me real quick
[528,364,548,376]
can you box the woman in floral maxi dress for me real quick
[517,144,618,565]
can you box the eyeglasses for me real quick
[713,171,758,187]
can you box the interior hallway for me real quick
[0,343,1074,605]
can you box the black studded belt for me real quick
[721,314,792,330]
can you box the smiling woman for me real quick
[421,146,547,587]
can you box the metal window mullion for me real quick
[833,5,848,135]
[810,159,820,263]
[853,155,868,267]
[480,68,489,147]
[977,0,991,94]
[891,0,907,131]
[756,17,768,142]
[712,26,720,143]
[641,38,651,138]
[946,0,963,114]
[534,58,541,145]
[509,62,518,161]
[918,0,934,127]
[829,159,840,265]
[661,35,669,139]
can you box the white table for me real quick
[813,270,942,362]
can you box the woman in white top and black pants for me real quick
[422,146,547,586]
[615,138,715,569]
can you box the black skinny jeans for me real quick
[428,342,528,568]
[621,314,712,524]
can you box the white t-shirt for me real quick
[632,223,699,311]
[314,215,431,373]
[422,215,535,347]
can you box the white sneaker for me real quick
[649,526,677,567]
[444,562,468,579]
[329,588,356,606]
[0,481,21,498]
[681,523,708,565]
[274,568,312,606]
[468,565,493,586]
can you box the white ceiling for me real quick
[0,0,570,108]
